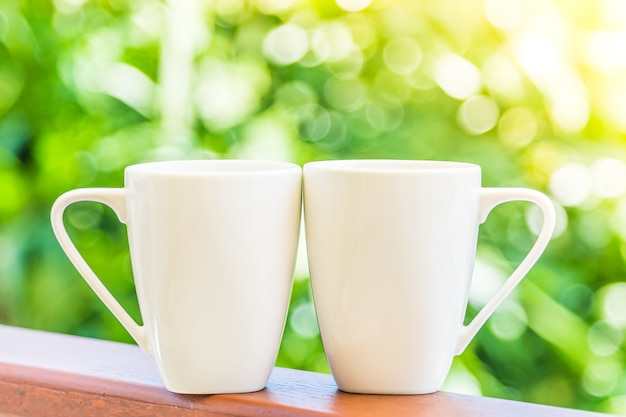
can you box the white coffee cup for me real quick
[51,160,302,394]
[303,160,556,395]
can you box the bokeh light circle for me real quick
[457,95,499,135]
[263,23,309,66]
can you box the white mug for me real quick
[303,160,556,395]
[51,160,302,394]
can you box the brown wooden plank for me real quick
[0,325,611,417]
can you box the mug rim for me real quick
[303,159,479,172]
[125,159,301,175]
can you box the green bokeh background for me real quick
[2,0,626,413]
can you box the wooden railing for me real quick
[0,324,611,416]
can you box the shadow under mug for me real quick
[51,160,302,394]
[303,160,557,395]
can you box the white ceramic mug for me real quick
[303,160,556,395]
[51,160,302,394]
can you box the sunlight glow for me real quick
[195,59,269,130]
[513,34,590,132]
[484,0,522,30]
[102,63,155,117]
[591,159,626,198]
[433,54,482,100]
[335,0,371,12]
[600,283,626,327]
[584,30,626,69]
[482,54,525,99]
[601,0,626,25]
[550,89,590,133]
[514,35,561,79]
[549,163,591,207]
[469,257,508,308]
[601,87,626,132]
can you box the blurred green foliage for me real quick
[2,0,626,413]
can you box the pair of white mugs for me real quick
[51,159,556,395]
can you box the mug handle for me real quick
[50,188,149,353]
[454,188,557,355]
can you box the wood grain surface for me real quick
[0,325,611,416]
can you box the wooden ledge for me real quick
[0,325,610,417]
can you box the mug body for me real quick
[304,160,480,394]
[125,160,302,394]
